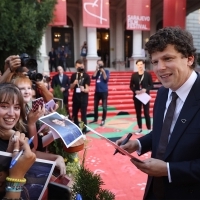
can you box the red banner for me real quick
[82,0,109,28]
[163,0,186,28]
[126,0,151,31]
[50,0,67,26]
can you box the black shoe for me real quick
[89,120,97,124]
[100,121,105,126]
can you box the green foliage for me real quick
[72,165,115,200]
[53,85,64,99]
[0,0,57,69]
[48,138,80,177]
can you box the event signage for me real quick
[82,0,109,28]
[126,0,151,30]
[49,0,67,26]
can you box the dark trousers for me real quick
[49,61,56,72]
[94,92,108,121]
[72,100,88,133]
[134,97,151,130]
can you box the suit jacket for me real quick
[130,71,153,96]
[51,73,70,97]
[139,73,200,199]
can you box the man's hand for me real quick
[131,158,168,177]
[116,138,139,154]
[73,80,78,85]
[80,86,85,92]
[60,87,65,92]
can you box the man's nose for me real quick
[157,60,166,70]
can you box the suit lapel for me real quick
[165,75,200,159]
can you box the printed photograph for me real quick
[0,151,55,200]
[39,112,84,148]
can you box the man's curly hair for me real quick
[145,27,197,68]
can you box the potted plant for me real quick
[71,149,115,200]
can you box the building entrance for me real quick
[97,29,110,67]
[51,27,74,68]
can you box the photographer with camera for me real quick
[89,59,109,126]
[70,59,91,134]
[1,54,53,103]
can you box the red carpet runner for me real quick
[80,134,151,200]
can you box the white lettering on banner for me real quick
[127,15,150,30]
[84,0,107,24]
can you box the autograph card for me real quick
[85,125,143,163]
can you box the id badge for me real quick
[76,88,81,93]
[97,79,100,83]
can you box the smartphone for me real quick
[48,182,72,200]
[45,99,56,112]
[32,97,44,112]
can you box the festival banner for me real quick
[126,0,151,31]
[163,0,186,28]
[82,0,109,28]
[50,0,67,26]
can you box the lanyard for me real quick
[139,73,144,85]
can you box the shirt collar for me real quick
[168,70,197,102]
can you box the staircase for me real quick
[50,71,159,118]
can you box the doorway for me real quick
[97,29,110,67]
[51,27,74,68]
[124,30,133,68]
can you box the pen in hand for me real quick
[113,133,132,155]
[9,136,34,169]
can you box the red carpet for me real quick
[80,134,151,200]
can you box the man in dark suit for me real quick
[51,66,70,117]
[117,27,200,199]
[48,47,57,72]
[130,59,153,133]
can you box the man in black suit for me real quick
[117,27,200,199]
[48,47,57,72]
[51,66,70,117]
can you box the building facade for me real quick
[37,0,200,74]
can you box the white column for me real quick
[37,34,49,75]
[114,10,125,71]
[86,27,99,71]
[129,30,146,71]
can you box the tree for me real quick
[0,0,57,70]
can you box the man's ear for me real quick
[188,56,194,66]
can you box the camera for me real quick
[19,53,43,82]
[99,65,104,69]
[20,53,37,71]
[43,75,52,83]
[27,70,43,82]
[77,67,84,73]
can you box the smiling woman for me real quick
[0,83,26,145]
